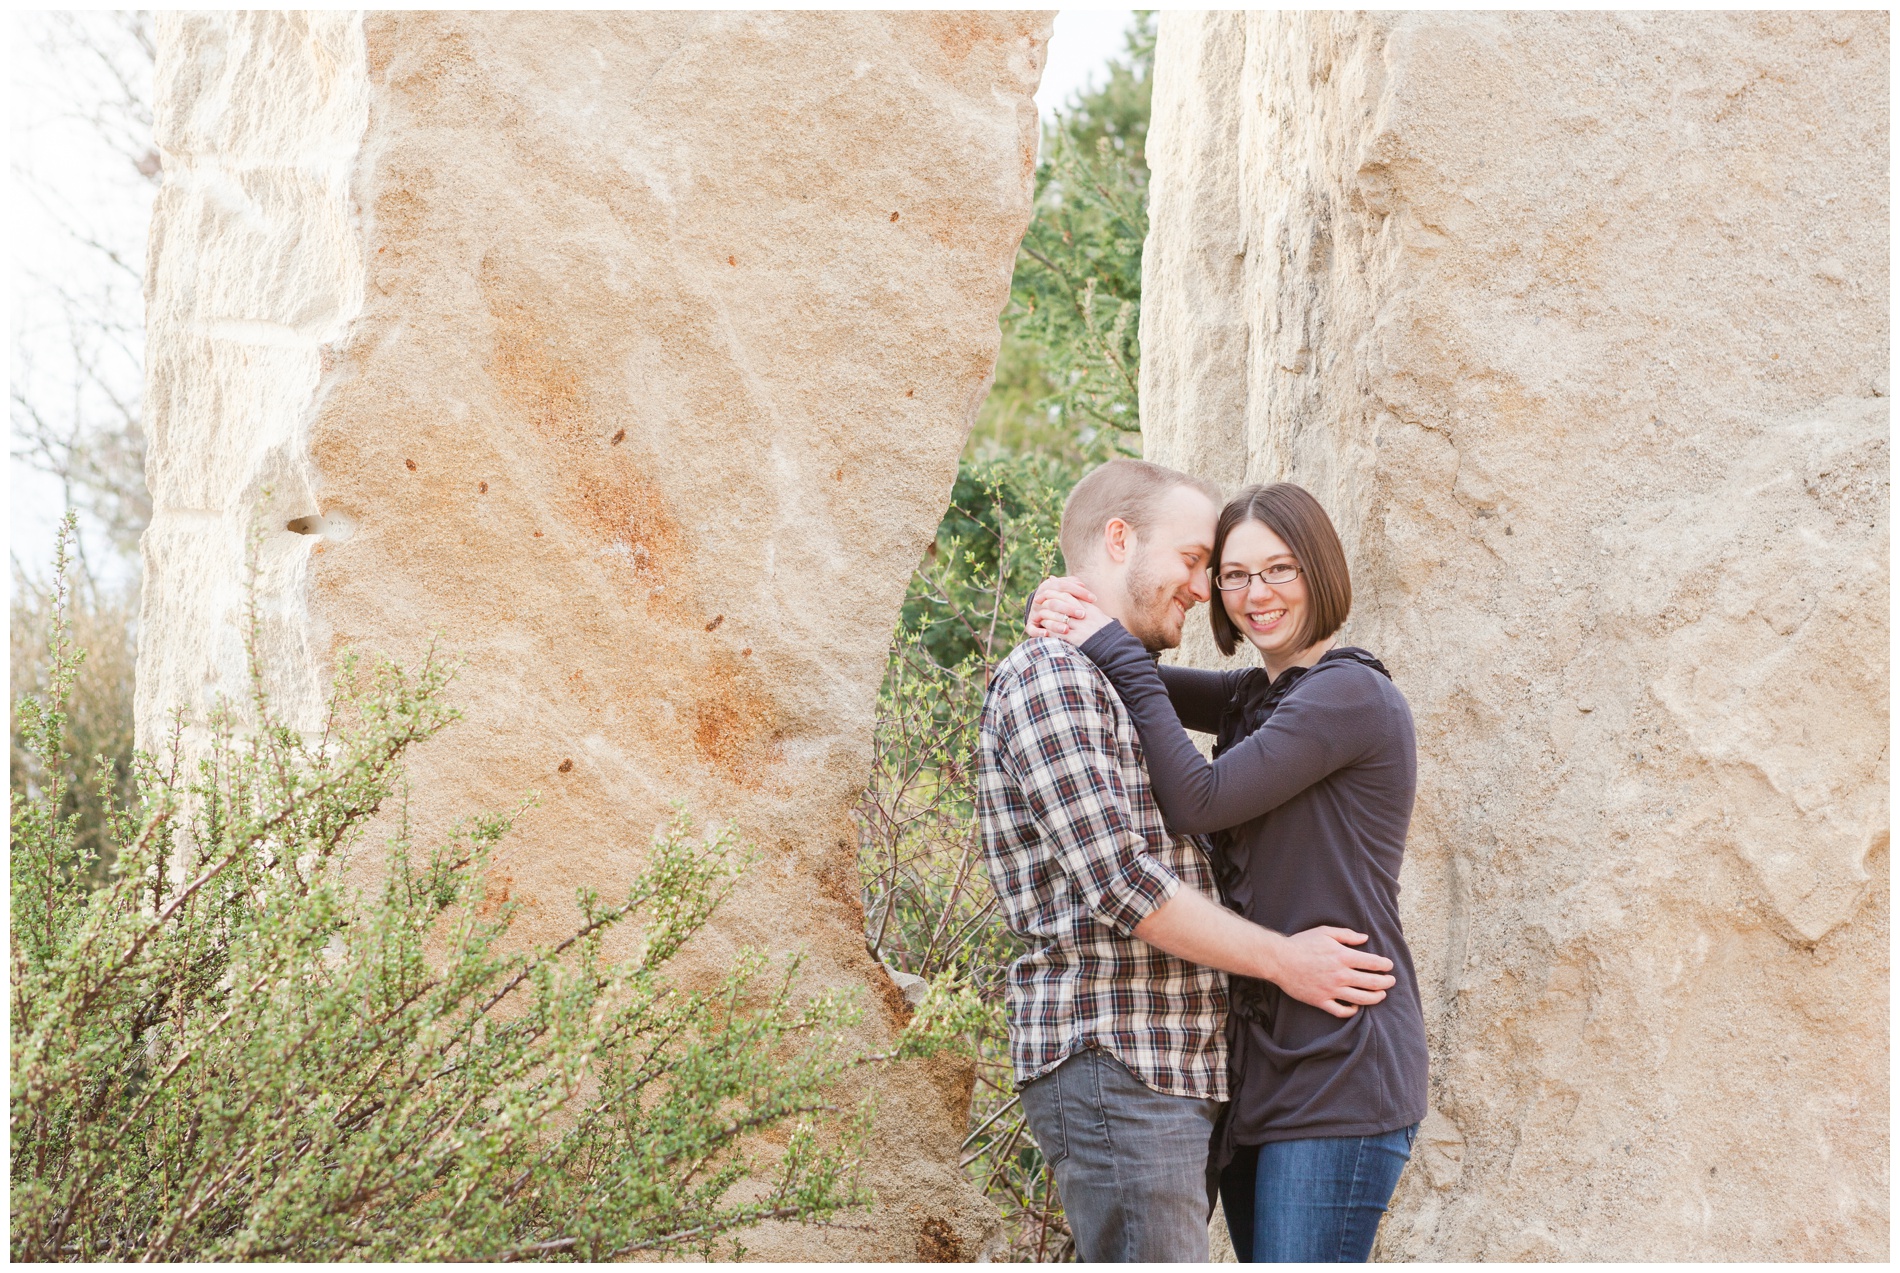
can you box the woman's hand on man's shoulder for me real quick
[1026,576,1114,646]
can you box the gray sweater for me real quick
[1077,620,1428,1146]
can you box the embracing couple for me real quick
[977,459,1426,1263]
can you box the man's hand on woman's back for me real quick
[1261,925,1397,1019]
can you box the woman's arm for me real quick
[1026,574,1230,733]
[1078,620,1377,835]
[1156,664,1234,735]
[1033,573,1238,733]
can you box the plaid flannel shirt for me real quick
[976,637,1228,1100]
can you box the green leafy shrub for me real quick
[9,526,138,885]
[972,12,1154,466]
[11,522,968,1262]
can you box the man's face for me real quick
[1121,485,1218,651]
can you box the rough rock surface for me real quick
[1144,12,1887,1260]
[140,11,1050,1259]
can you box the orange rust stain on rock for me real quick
[928,13,988,62]
[480,259,695,610]
[476,875,513,919]
[813,837,871,933]
[574,469,684,596]
[481,268,593,446]
[691,649,784,789]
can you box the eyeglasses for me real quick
[1213,564,1302,591]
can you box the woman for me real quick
[1028,482,1426,1263]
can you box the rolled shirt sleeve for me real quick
[995,651,1182,935]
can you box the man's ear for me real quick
[1101,516,1134,565]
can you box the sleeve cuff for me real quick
[1091,850,1181,936]
[1078,619,1157,681]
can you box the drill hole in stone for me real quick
[284,511,354,542]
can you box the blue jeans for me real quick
[1220,1125,1418,1262]
[1019,1047,1220,1262]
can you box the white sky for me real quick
[7,11,1141,590]
[1037,10,1139,128]
[9,12,156,593]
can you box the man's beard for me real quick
[1122,551,1186,651]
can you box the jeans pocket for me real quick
[1046,1075,1071,1167]
[1023,1066,1071,1169]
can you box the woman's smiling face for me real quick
[1219,518,1309,665]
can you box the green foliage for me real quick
[10,517,138,884]
[968,331,1066,464]
[859,16,1158,1260]
[970,12,1155,466]
[898,456,1072,678]
[1008,125,1148,456]
[11,522,962,1262]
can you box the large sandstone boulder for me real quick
[139,11,1050,1259]
[1144,12,1887,1261]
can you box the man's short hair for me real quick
[1058,459,1223,572]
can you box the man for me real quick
[976,458,1395,1262]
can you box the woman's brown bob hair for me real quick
[1209,483,1353,656]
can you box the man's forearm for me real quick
[1132,885,1283,980]
[1132,886,1395,1018]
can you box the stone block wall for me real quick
[1144,11,1887,1260]
[140,11,1051,1259]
